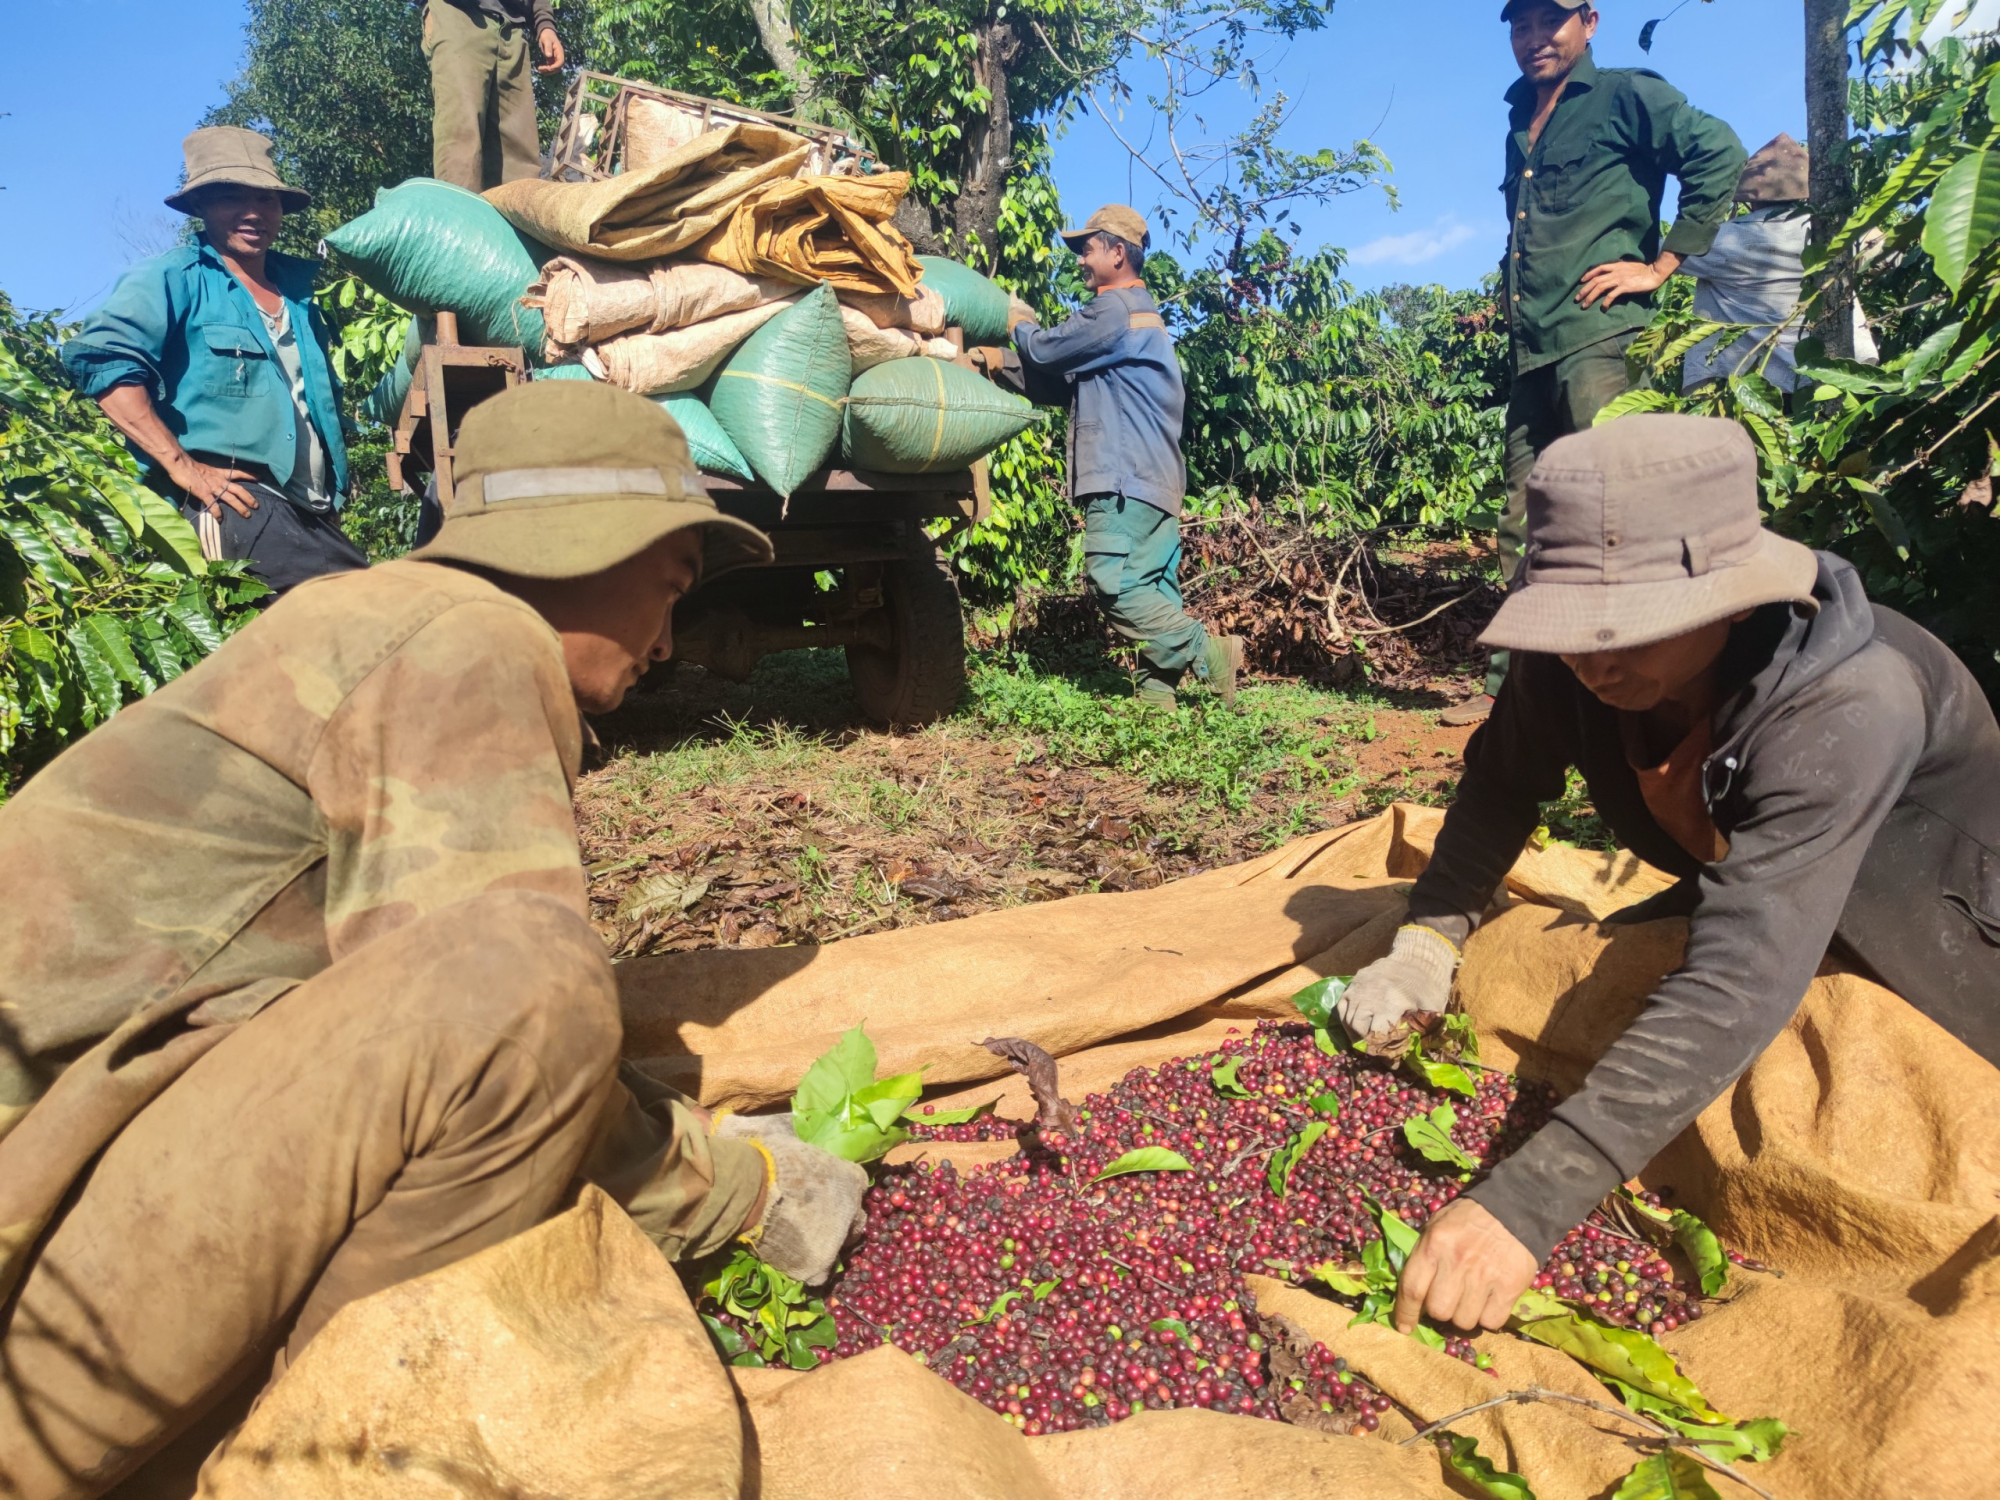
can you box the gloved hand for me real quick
[1007,294,1039,334]
[1337,924,1460,1042]
[714,1113,868,1285]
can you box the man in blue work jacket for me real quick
[64,128,367,595]
[1000,205,1243,708]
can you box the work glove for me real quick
[1007,295,1039,335]
[1336,924,1461,1043]
[714,1113,868,1286]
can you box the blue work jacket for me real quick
[62,242,349,504]
[1014,284,1187,516]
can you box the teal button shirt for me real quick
[62,242,349,505]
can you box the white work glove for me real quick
[1007,294,1039,334]
[714,1113,868,1285]
[1337,924,1461,1042]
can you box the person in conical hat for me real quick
[1332,413,1998,1334]
[0,382,871,1497]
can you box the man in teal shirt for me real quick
[63,128,365,595]
[1442,0,1745,724]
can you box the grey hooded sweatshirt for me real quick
[1408,553,2000,1259]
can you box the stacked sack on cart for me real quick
[327,120,1037,498]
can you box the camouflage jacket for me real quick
[0,560,759,1302]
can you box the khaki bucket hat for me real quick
[409,381,774,581]
[1060,204,1152,252]
[1481,413,1820,656]
[165,126,311,215]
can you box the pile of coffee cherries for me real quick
[762,1020,1710,1434]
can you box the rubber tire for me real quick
[846,549,967,726]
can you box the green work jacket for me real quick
[1500,50,1745,375]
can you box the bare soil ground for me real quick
[576,645,1477,960]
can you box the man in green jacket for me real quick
[1442,0,1745,725]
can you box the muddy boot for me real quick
[1201,635,1245,709]
[1135,677,1179,709]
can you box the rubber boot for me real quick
[1201,635,1245,709]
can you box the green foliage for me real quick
[1402,1102,1479,1173]
[1209,1053,1254,1099]
[1608,1451,1721,1500]
[1265,1119,1329,1197]
[792,1024,925,1161]
[699,1248,838,1367]
[1508,1289,1726,1422]
[1616,26,2000,697]
[1151,244,1508,533]
[0,295,264,784]
[1439,1434,1539,1500]
[1090,1146,1193,1181]
[1618,1186,1729,1298]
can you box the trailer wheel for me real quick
[846,549,967,726]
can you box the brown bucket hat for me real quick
[1060,204,1152,253]
[1481,413,1820,655]
[409,380,773,582]
[164,126,312,215]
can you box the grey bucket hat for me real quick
[1481,414,1820,655]
[165,126,311,216]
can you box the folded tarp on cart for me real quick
[485,122,812,262]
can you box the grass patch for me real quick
[966,650,1383,813]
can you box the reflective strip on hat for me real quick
[481,467,679,504]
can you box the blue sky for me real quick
[3,2,1815,315]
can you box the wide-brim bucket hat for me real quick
[1482,413,1820,656]
[409,380,773,581]
[165,126,312,215]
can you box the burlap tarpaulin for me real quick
[582,296,801,395]
[485,122,812,262]
[215,806,1994,1498]
[699,173,923,297]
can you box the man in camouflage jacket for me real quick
[0,383,863,1498]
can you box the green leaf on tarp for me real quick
[1610,1450,1723,1500]
[1406,1050,1477,1099]
[792,1026,922,1162]
[1598,1378,1788,1463]
[1032,1278,1060,1301]
[1403,1103,1480,1171]
[977,1289,1024,1322]
[1409,1323,1448,1351]
[1438,1011,1482,1064]
[1288,976,1351,1032]
[1091,1147,1192,1182]
[1267,1120,1329,1197]
[1360,1192,1422,1273]
[914,1097,1001,1126]
[1148,1318,1192,1340]
[700,1312,767,1367]
[1311,1263,1371,1297]
[1307,1090,1341,1114]
[1923,146,2000,292]
[1617,1189,1728,1297]
[1211,1054,1254,1099]
[1509,1290,1725,1421]
[1440,1432,1540,1500]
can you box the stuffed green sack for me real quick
[327,178,549,359]
[914,256,1012,343]
[655,394,756,484]
[842,357,1037,473]
[361,315,428,427]
[708,282,851,498]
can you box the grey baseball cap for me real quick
[1481,414,1820,655]
[1501,0,1590,20]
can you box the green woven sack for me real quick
[842,357,1036,474]
[361,316,427,426]
[708,282,851,497]
[656,394,755,484]
[914,256,1012,343]
[327,178,548,358]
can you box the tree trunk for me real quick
[1806,0,1855,358]
[743,0,815,116]
[952,14,1024,267]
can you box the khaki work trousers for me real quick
[423,1,541,192]
[0,891,621,1500]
